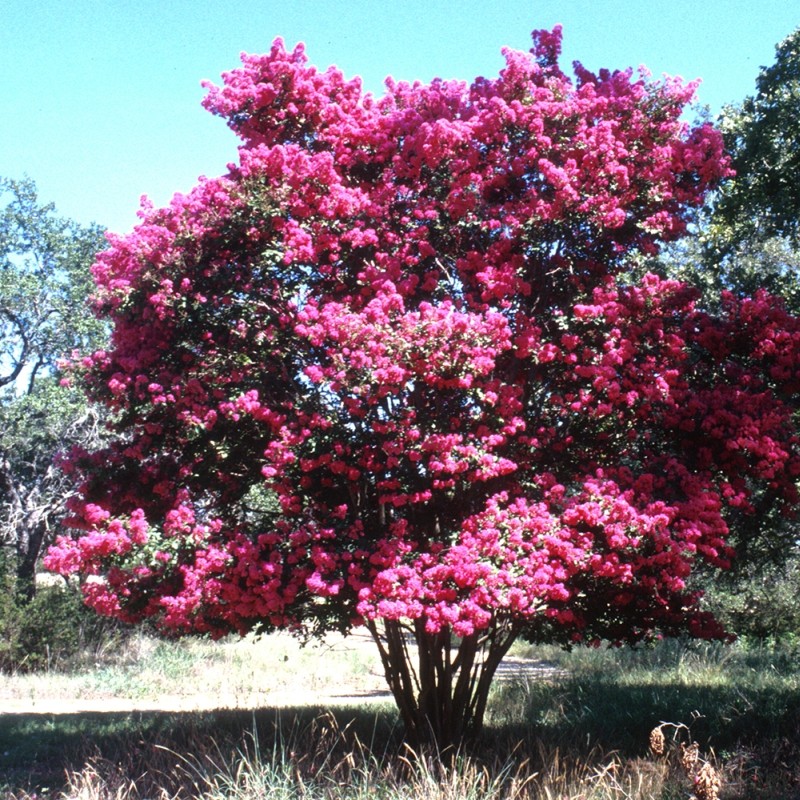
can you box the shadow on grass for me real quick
[2,673,800,796]
[0,704,401,795]
[489,671,800,786]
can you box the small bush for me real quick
[702,553,800,645]
[0,581,130,673]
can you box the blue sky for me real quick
[2,0,798,235]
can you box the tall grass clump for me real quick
[5,713,676,800]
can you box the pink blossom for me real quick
[46,25,789,653]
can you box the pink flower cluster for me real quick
[45,27,798,645]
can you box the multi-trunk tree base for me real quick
[366,618,519,751]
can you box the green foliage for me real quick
[701,550,800,644]
[0,377,97,490]
[715,27,800,248]
[0,581,126,673]
[657,226,800,315]
[0,176,107,597]
[683,27,800,321]
[0,176,106,390]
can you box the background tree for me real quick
[714,27,800,251]
[683,27,800,316]
[0,177,107,600]
[650,28,800,637]
[45,28,800,749]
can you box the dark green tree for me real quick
[0,177,107,599]
[714,27,800,249]
[684,27,800,318]
[656,29,800,634]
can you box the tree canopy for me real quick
[0,177,106,391]
[0,177,107,598]
[45,27,800,747]
[714,27,800,249]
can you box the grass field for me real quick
[1,632,799,799]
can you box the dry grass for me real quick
[1,634,799,799]
[5,717,678,800]
[1,629,388,712]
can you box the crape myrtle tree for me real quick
[46,27,800,748]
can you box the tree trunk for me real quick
[365,616,519,752]
[15,517,47,602]
[1,453,64,602]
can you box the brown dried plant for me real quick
[648,726,666,757]
[694,761,722,800]
[680,740,700,776]
[647,721,723,800]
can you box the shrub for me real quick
[0,581,130,673]
[702,552,800,646]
